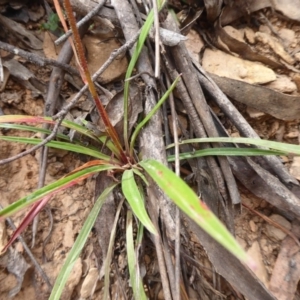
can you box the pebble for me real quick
[265,214,291,241]
[247,107,265,119]
[249,220,257,232]
[265,75,297,94]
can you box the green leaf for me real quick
[126,210,147,300]
[0,164,117,218]
[140,159,253,267]
[0,123,70,141]
[130,75,180,154]
[0,136,116,162]
[49,183,118,300]
[122,170,157,235]
[0,115,120,156]
[124,1,166,149]
[168,147,286,162]
[166,137,300,155]
[41,12,60,31]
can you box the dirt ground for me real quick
[1,0,300,299]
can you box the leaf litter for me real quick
[1,0,300,299]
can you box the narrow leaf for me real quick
[49,183,118,300]
[62,0,126,162]
[0,164,117,218]
[126,211,147,300]
[0,123,70,141]
[130,75,180,154]
[168,147,286,162]
[167,137,300,155]
[140,159,253,268]
[0,136,115,162]
[0,115,119,156]
[2,195,52,252]
[0,115,55,124]
[123,1,166,149]
[122,170,157,235]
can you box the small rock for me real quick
[265,214,291,241]
[249,220,257,232]
[247,107,265,118]
[284,131,299,139]
[202,49,276,84]
[244,27,255,44]
[265,75,297,94]
[290,157,300,180]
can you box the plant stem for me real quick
[63,0,128,163]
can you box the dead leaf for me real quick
[210,73,300,120]
[269,220,300,300]
[221,0,273,25]
[84,35,128,83]
[230,157,300,218]
[3,59,45,94]
[204,0,222,22]
[0,14,42,50]
[43,32,62,60]
[254,32,295,65]
[273,0,300,22]
[214,18,283,69]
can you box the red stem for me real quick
[63,0,128,163]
